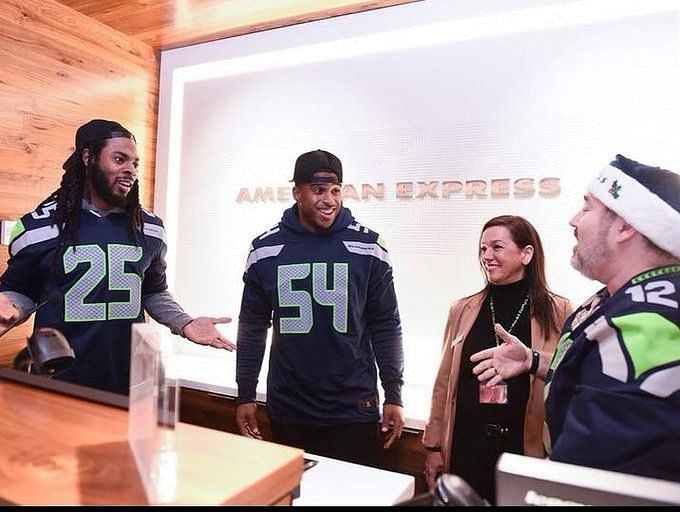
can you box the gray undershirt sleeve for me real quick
[143,291,194,337]
[4,290,194,337]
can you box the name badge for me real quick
[479,381,508,404]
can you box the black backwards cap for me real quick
[62,119,136,170]
[292,149,343,184]
[588,154,680,258]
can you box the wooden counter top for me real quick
[0,373,302,505]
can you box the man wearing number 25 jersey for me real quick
[0,119,235,395]
[235,149,405,467]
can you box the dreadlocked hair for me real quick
[44,138,145,255]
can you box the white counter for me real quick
[294,453,415,506]
[168,342,417,506]
[174,351,266,402]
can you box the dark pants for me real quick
[451,421,522,505]
[269,419,381,468]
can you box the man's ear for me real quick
[292,186,300,202]
[81,148,91,166]
[616,219,637,243]
[521,245,535,265]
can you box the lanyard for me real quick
[489,294,529,346]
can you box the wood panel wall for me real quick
[0,0,159,364]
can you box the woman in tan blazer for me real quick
[421,215,573,504]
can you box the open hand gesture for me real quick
[183,316,236,351]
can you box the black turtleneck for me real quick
[457,277,531,424]
[451,278,532,503]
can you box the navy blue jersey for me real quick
[0,200,169,395]
[236,205,404,427]
[545,265,680,482]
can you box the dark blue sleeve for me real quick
[236,265,272,404]
[551,387,680,482]
[141,235,169,296]
[366,260,404,406]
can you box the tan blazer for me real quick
[422,290,573,470]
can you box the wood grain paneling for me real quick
[56,0,423,51]
[0,0,158,360]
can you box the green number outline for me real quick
[278,262,349,334]
[63,244,143,322]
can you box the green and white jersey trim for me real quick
[585,312,680,398]
[245,244,285,272]
[143,223,166,242]
[342,241,392,266]
[9,223,59,257]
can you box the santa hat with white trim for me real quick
[588,154,680,258]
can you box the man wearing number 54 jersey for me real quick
[0,119,235,395]
[471,154,679,482]
[235,149,405,467]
